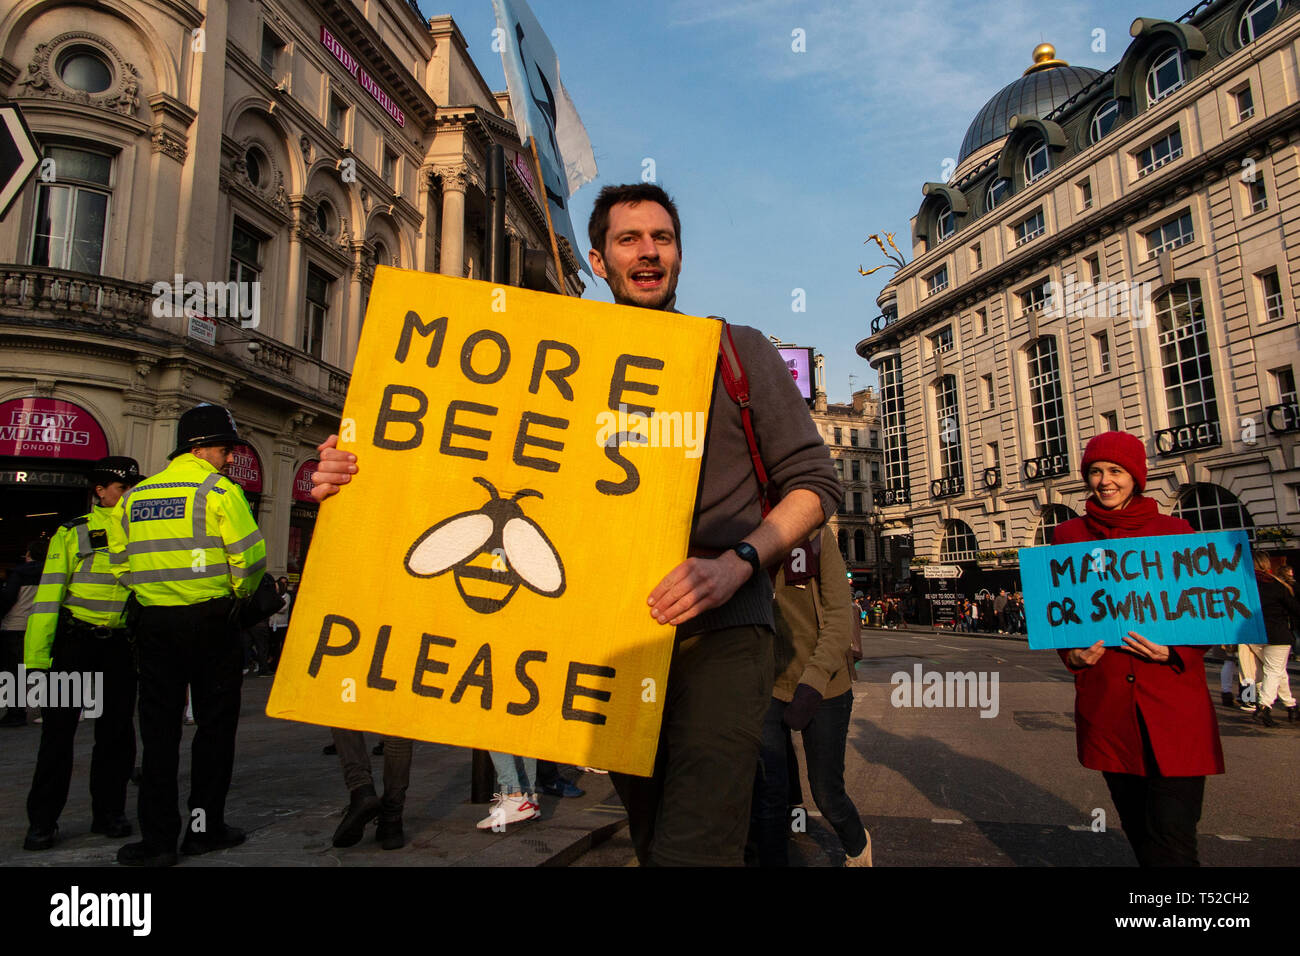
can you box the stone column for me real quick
[436,167,468,277]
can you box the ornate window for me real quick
[1240,0,1284,44]
[16,33,141,116]
[936,203,955,242]
[29,145,112,274]
[986,177,1010,211]
[853,529,867,562]
[1034,504,1078,545]
[879,356,910,499]
[1146,49,1185,104]
[303,265,333,358]
[315,199,335,237]
[1156,281,1219,432]
[1137,128,1183,177]
[941,520,979,562]
[1145,211,1194,259]
[1090,100,1121,143]
[229,219,264,286]
[935,375,964,487]
[1026,337,1068,462]
[1024,140,1050,183]
[1174,484,1253,533]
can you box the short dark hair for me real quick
[587,183,682,255]
[27,538,48,563]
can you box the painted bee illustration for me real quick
[404,476,566,614]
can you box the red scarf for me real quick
[1081,494,1160,539]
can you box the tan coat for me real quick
[771,525,856,703]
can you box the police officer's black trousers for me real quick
[26,626,137,828]
[134,598,242,850]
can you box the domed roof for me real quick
[958,46,1104,163]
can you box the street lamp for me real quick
[867,511,886,597]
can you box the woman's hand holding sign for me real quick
[311,434,356,502]
[1120,631,1170,662]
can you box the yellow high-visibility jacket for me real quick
[118,453,266,607]
[24,506,130,669]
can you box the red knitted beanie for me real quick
[1080,431,1147,492]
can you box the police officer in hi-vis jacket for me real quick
[115,404,266,867]
[23,456,144,851]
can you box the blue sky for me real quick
[418,0,1190,402]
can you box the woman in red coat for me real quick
[1051,431,1224,866]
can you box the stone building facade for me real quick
[0,0,580,574]
[858,1,1300,588]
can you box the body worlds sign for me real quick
[266,269,720,775]
[1019,531,1267,649]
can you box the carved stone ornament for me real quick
[300,135,313,164]
[16,33,141,117]
[151,127,188,162]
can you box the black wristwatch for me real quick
[731,542,762,576]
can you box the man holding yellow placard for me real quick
[307,184,839,866]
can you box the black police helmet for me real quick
[170,404,244,459]
[90,456,146,488]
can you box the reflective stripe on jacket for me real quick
[118,453,266,607]
[24,507,131,668]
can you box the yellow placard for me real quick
[266,269,720,776]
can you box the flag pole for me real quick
[528,135,569,296]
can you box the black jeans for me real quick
[1103,771,1205,866]
[750,690,867,865]
[610,625,773,867]
[134,598,242,851]
[27,624,137,827]
[330,728,412,815]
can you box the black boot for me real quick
[1287,704,1297,723]
[1254,704,1276,728]
[333,784,380,847]
[376,794,404,850]
[1220,691,1235,707]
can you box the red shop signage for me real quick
[227,444,263,493]
[320,25,406,127]
[292,460,319,504]
[0,397,109,460]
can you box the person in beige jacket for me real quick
[748,524,871,866]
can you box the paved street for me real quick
[2,627,1296,868]
[579,627,1300,866]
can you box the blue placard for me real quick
[1019,531,1268,650]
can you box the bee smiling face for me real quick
[404,477,566,615]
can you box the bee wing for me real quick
[502,516,565,595]
[405,512,494,577]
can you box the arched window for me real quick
[1024,139,1050,184]
[1174,484,1254,533]
[941,520,979,562]
[1034,504,1078,545]
[1156,282,1219,430]
[1240,0,1284,44]
[372,241,389,267]
[935,374,964,483]
[986,177,1010,211]
[56,47,113,94]
[935,203,955,242]
[1026,337,1067,461]
[1090,100,1121,143]
[853,529,867,563]
[837,529,849,559]
[1147,48,1186,104]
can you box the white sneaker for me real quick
[476,793,541,831]
[578,767,609,775]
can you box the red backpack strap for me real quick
[714,320,774,517]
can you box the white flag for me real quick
[491,0,597,274]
